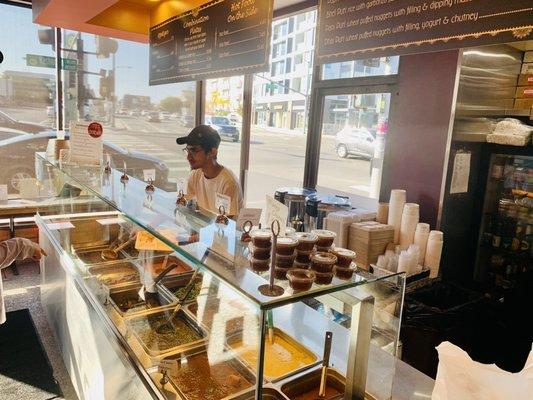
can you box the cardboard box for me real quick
[514,98,533,109]
[515,86,533,98]
[518,74,533,86]
[348,222,394,268]
[521,63,533,74]
[524,51,533,63]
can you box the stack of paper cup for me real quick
[399,203,419,249]
[425,230,444,278]
[376,202,389,224]
[388,189,406,244]
[414,223,430,265]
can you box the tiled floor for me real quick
[2,262,78,400]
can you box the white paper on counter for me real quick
[69,121,103,166]
[143,169,156,182]
[450,152,471,194]
[432,342,533,400]
[265,195,288,236]
[215,192,231,215]
[0,185,7,201]
[235,208,262,230]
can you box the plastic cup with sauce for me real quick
[274,265,292,280]
[250,229,272,249]
[276,253,296,268]
[310,252,337,273]
[311,229,337,248]
[314,270,334,285]
[330,248,357,267]
[287,269,316,292]
[294,232,318,251]
[248,243,271,260]
[295,249,313,263]
[275,237,299,256]
[334,264,356,280]
[250,257,270,272]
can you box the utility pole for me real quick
[76,37,85,120]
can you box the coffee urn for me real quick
[305,194,351,231]
[274,187,317,231]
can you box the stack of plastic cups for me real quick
[414,223,430,265]
[388,189,406,244]
[425,230,444,278]
[399,203,419,250]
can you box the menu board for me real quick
[316,0,533,63]
[150,0,273,85]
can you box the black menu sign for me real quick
[316,0,533,63]
[150,0,273,85]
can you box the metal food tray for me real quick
[157,272,207,304]
[125,305,208,359]
[108,284,175,319]
[73,244,131,267]
[230,387,287,400]
[163,347,257,400]
[226,327,318,383]
[280,367,345,400]
[88,261,141,289]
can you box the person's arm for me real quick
[0,238,44,269]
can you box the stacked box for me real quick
[515,52,533,109]
[348,221,394,269]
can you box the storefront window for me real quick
[322,56,399,80]
[61,30,196,191]
[204,76,244,178]
[247,9,317,209]
[0,4,56,194]
[317,93,391,199]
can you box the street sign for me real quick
[26,54,77,71]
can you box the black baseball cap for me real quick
[176,124,221,150]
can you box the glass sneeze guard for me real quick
[36,152,389,309]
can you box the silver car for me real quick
[334,126,375,159]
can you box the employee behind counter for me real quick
[177,125,243,218]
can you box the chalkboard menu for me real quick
[149,0,273,85]
[316,0,533,63]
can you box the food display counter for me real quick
[34,152,433,400]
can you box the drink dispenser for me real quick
[274,187,317,231]
[305,194,351,231]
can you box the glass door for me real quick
[314,87,396,201]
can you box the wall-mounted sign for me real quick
[316,0,533,63]
[149,0,273,85]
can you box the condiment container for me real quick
[249,229,272,248]
[287,269,316,292]
[310,252,337,273]
[276,237,299,256]
[330,247,356,267]
[295,249,313,264]
[294,232,318,251]
[275,253,296,268]
[311,229,337,248]
[250,257,270,272]
[334,264,355,280]
[248,243,271,260]
[314,271,334,285]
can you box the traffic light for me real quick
[38,27,55,51]
[96,36,118,59]
[99,71,114,99]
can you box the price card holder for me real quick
[143,169,156,182]
[177,178,187,194]
[265,195,288,236]
[236,208,262,230]
[215,192,231,215]
[157,358,179,378]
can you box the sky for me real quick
[0,3,194,103]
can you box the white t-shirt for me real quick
[187,167,243,216]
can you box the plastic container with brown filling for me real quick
[274,265,292,280]
[249,257,270,272]
[314,270,334,285]
[316,245,333,253]
[310,252,337,273]
[293,260,310,270]
[287,269,316,292]
[310,229,337,248]
[248,243,271,260]
[295,249,313,264]
[275,252,296,268]
[249,229,272,248]
[294,232,318,251]
[330,247,357,267]
[275,237,299,256]
[334,264,356,280]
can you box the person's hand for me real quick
[31,246,47,261]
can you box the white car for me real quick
[159,111,171,120]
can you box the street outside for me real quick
[1,106,376,207]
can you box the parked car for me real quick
[205,115,239,142]
[141,110,150,117]
[179,115,195,128]
[129,110,141,117]
[0,110,50,133]
[334,126,375,159]
[147,111,161,123]
[0,128,29,141]
[159,111,171,120]
[0,131,171,194]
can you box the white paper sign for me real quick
[69,121,103,166]
[265,195,288,236]
[157,359,179,377]
[450,152,471,194]
[215,192,231,215]
[236,208,262,230]
[0,184,7,201]
[143,169,156,182]
[19,178,40,199]
[177,178,187,194]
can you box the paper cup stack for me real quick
[376,202,389,224]
[414,223,430,264]
[388,189,406,244]
[425,230,444,278]
[399,203,419,250]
